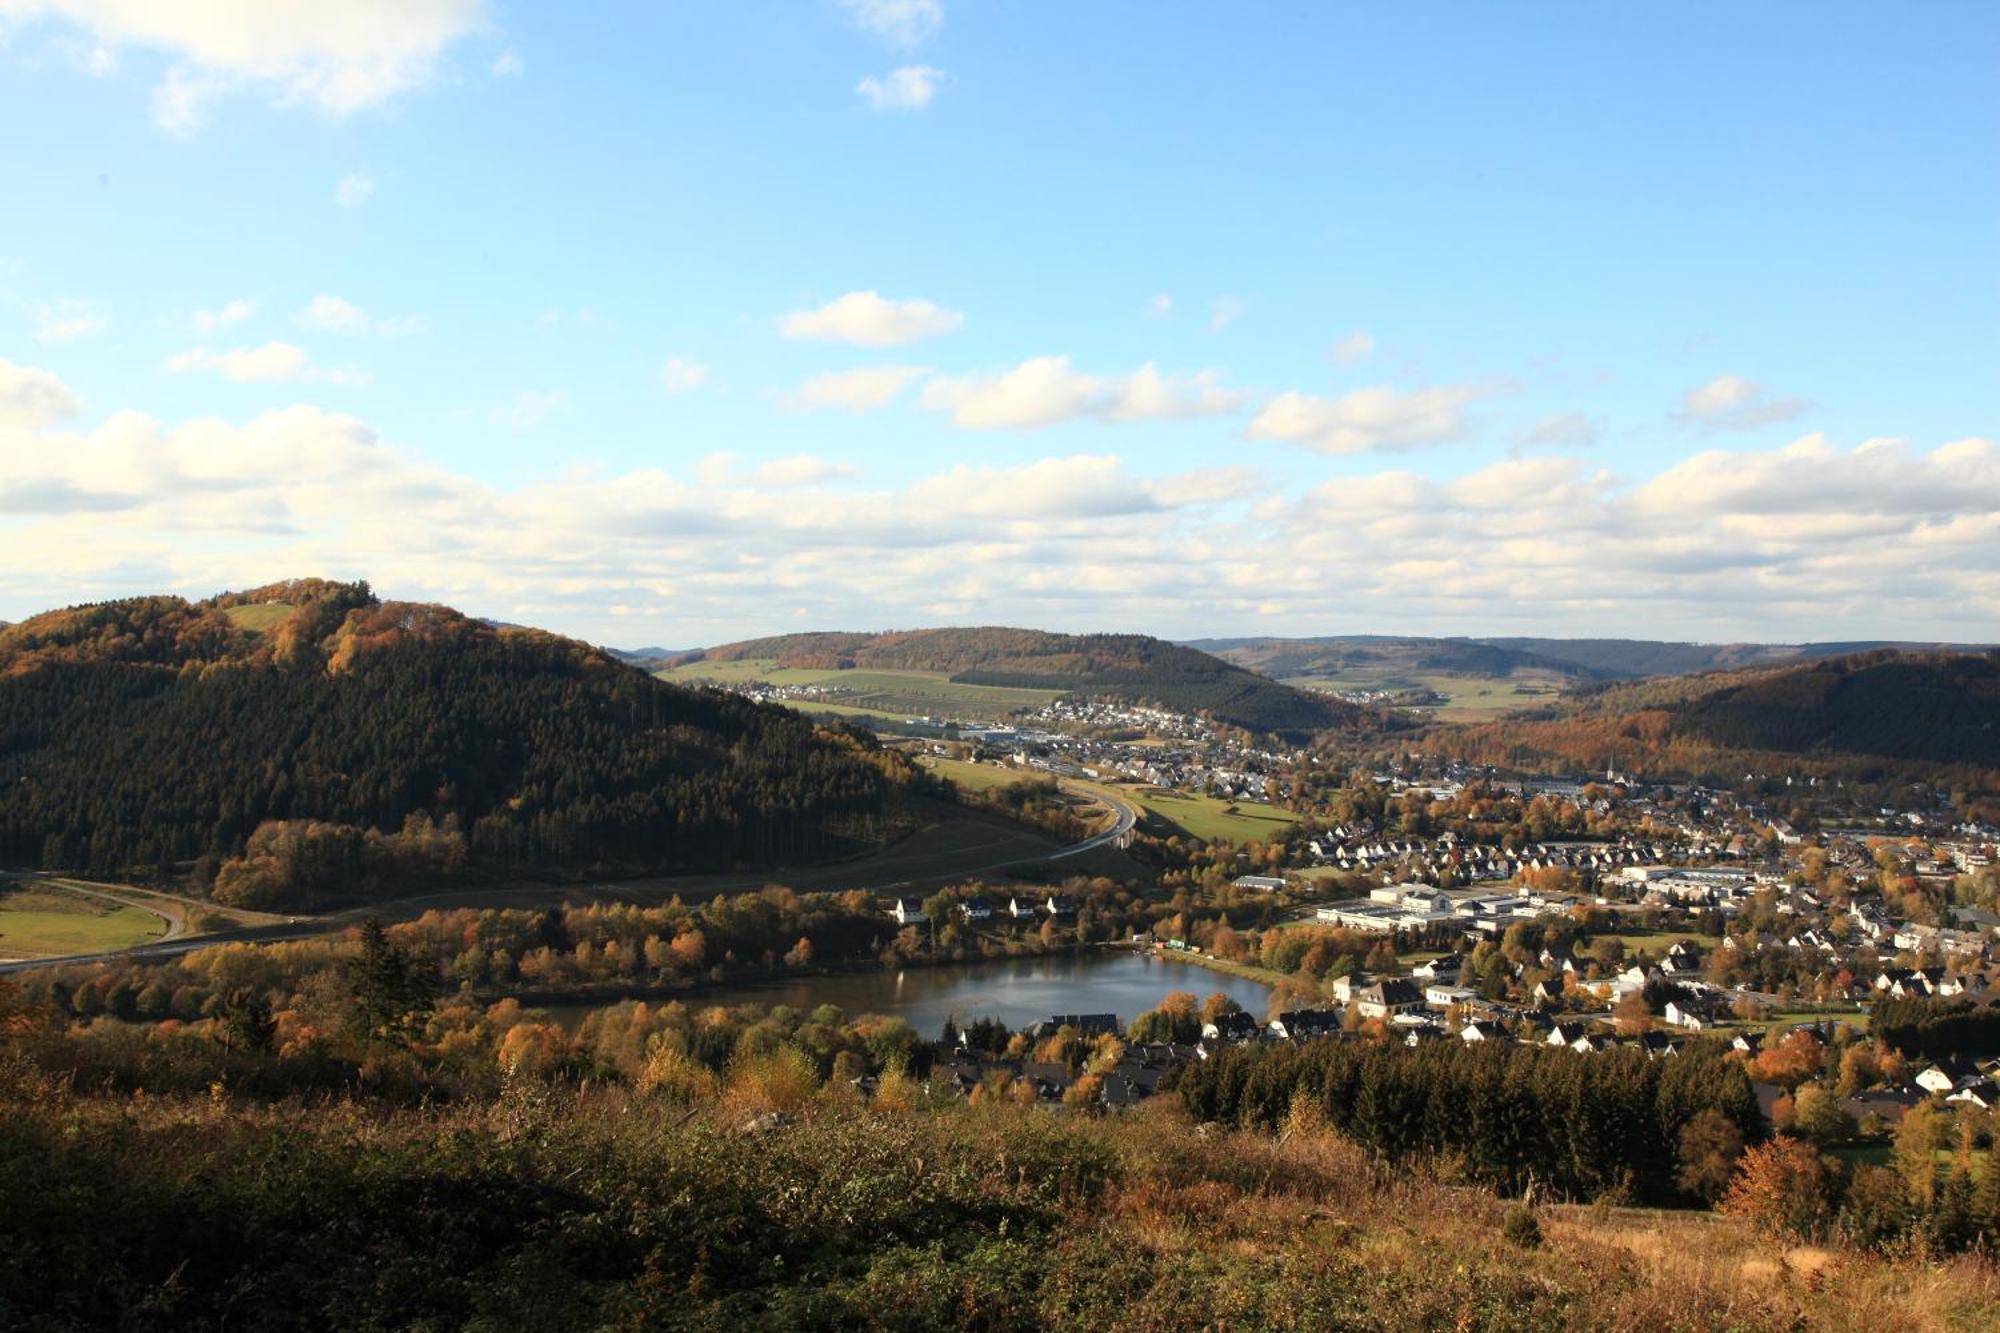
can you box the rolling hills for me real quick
[1438,649,2000,774]
[666,628,1363,736]
[0,580,926,906]
[1197,633,1990,684]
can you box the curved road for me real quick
[0,777,1141,975]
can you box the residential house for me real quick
[1268,1009,1344,1043]
[1201,1010,1262,1044]
[1353,978,1424,1020]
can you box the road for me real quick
[0,784,1140,975]
[1049,779,1140,858]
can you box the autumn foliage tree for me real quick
[1718,1136,1837,1241]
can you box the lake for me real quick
[542,950,1275,1039]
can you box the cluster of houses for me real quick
[889,892,1080,927]
[1302,833,1749,883]
[1312,881,1591,934]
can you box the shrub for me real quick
[1502,1204,1543,1249]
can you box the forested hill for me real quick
[1189,635,1602,681]
[1192,633,1989,682]
[0,580,925,907]
[675,627,1361,735]
[1439,650,2000,774]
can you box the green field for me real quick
[0,885,167,957]
[1111,785,1302,844]
[921,756,1042,795]
[221,602,295,632]
[658,658,1063,721]
[1285,669,1569,718]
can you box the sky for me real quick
[1,1,1995,649]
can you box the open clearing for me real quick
[657,658,1061,721]
[221,602,295,632]
[1087,781,1301,845]
[1285,668,1570,718]
[921,756,1043,795]
[0,882,168,957]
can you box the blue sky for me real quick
[1,1,1995,646]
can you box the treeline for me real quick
[1169,1039,1764,1205]
[1870,995,2000,1062]
[0,587,926,904]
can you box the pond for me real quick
[541,949,1275,1039]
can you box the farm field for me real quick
[1285,668,1571,718]
[921,756,1039,795]
[0,882,167,958]
[1097,783,1302,844]
[657,658,1062,721]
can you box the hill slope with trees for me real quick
[0,580,926,907]
[1438,650,2000,775]
[674,627,1362,736]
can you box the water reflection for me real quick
[545,950,1274,1039]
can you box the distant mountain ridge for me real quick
[1188,635,1605,682]
[672,627,1363,736]
[1192,633,1990,682]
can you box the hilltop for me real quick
[670,627,1362,736]
[1438,649,2000,775]
[0,580,925,906]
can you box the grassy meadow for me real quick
[1117,785,1302,844]
[658,657,1063,721]
[219,602,296,632]
[1286,668,1571,718]
[0,882,167,957]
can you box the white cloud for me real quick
[4,0,490,131]
[166,342,309,383]
[34,299,107,343]
[335,173,375,208]
[659,356,708,394]
[778,290,963,347]
[857,65,943,111]
[0,389,1992,642]
[751,455,856,488]
[1521,412,1601,450]
[299,294,368,332]
[0,359,80,426]
[488,390,564,431]
[1209,296,1246,333]
[1146,294,1173,317]
[292,295,418,337]
[193,298,256,334]
[165,342,366,386]
[1247,382,1501,455]
[1329,331,1373,365]
[1676,374,1809,432]
[782,364,928,412]
[491,49,523,78]
[838,0,942,45]
[921,357,1244,430]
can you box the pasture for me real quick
[0,883,167,958]
[221,602,296,632]
[658,658,1063,721]
[1115,785,1302,845]
[1286,668,1571,718]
